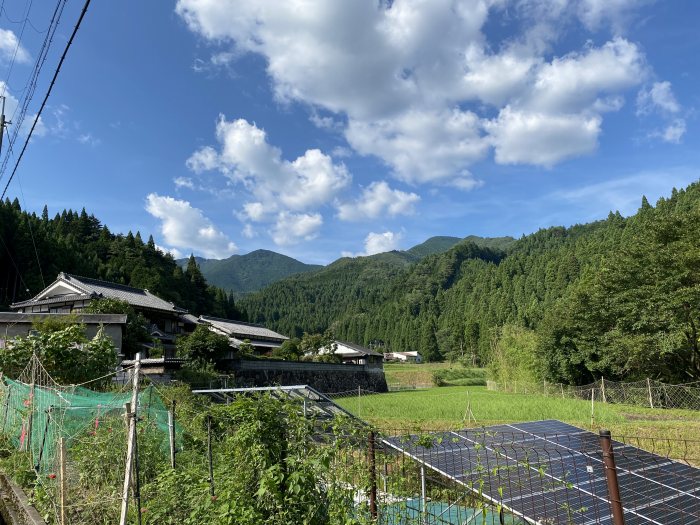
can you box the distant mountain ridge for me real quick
[185,235,515,295]
[178,249,322,295]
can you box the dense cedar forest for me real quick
[0,200,241,319]
[242,182,700,384]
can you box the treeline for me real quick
[242,182,700,384]
[0,199,241,318]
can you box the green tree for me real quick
[176,325,231,363]
[83,298,151,358]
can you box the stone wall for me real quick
[222,359,388,394]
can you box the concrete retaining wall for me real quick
[0,474,46,525]
[222,359,388,393]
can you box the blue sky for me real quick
[2,0,699,264]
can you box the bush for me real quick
[432,367,487,387]
[488,324,542,385]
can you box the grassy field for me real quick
[336,386,700,445]
[383,362,486,388]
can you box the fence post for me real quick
[601,377,607,404]
[358,386,362,417]
[647,378,654,409]
[590,389,595,428]
[599,430,626,525]
[169,400,176,469]
[420,465,427,525]
[207,414,215,497]
[59,436,67,525]
[119,402,136,525]
[560,383,564,399]
[368,431,377,520]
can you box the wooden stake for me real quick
[560,383,565,399]
[207,414,215,497]
[601,377,607,404]
[169,400,176,469]
[25,382,35,454]
[59,437,67,525]
[647,378,654,409]
[590,389,595,429]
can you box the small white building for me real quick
[384,351,423,363]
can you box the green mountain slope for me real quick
[407,235,516,258]
[241,182,700,383]
[179,250,322,295]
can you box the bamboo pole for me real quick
[169,400,176,469]
[59,437,67,525]
[120,353,141,525]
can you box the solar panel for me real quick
[382,420,700,525]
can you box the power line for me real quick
[0,0,66,182]
[0,0,33,99]
[1,0,91,201]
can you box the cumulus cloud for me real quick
[337,181,420,221]
[636,81,686,143]
[343,231,404,257]
[271,211,323,246]
[486,107,601,166]
[637,81,680,116]
[0,29,30,64]
[174,177,195,189]
[176,0,656,181]
[145,193,237,259]
[191,116,351,212]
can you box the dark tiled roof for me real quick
[200,315,289,341]
[12,273,184,314]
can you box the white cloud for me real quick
[660,119,686,144]
[201,116,351,211]
[271,211,323,246]
[77,133,101,147]
[176,1,656,182]
[364,231,403,256]
[637,81,680,116]
[186,145,220,173]
[174,177,195,189]
[346,108,488,186]
[486,107,601,166]
[145,193,238,258]
[337,181,420,221]
[0,29,30,64]
[636,81,685,144]
[241,223,257,238]
[155,244,183,259]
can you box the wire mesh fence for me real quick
[1,364,699,524]
[487,378,700,411]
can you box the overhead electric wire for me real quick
[0,0,33,99]
[0,0,89,200]
[0,0,66,182]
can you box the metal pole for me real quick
[207,414,215,497]
[368,431,377,520]
[169,400,176,469]
[599,430,626,525]
[647,378,654,409]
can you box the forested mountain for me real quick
[0,200,241,318]
[178,250,322,295]
[242,182,700,384]
[406,235,516,258]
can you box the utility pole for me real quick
[0,96,11,155]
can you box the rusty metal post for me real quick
[368,430,377,520]
[599,430,625,525]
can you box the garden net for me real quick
[0,375,179,473]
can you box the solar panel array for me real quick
[382,420,700,525]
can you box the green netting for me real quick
[0,378,182,472]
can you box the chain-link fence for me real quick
[487,378,700,411]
